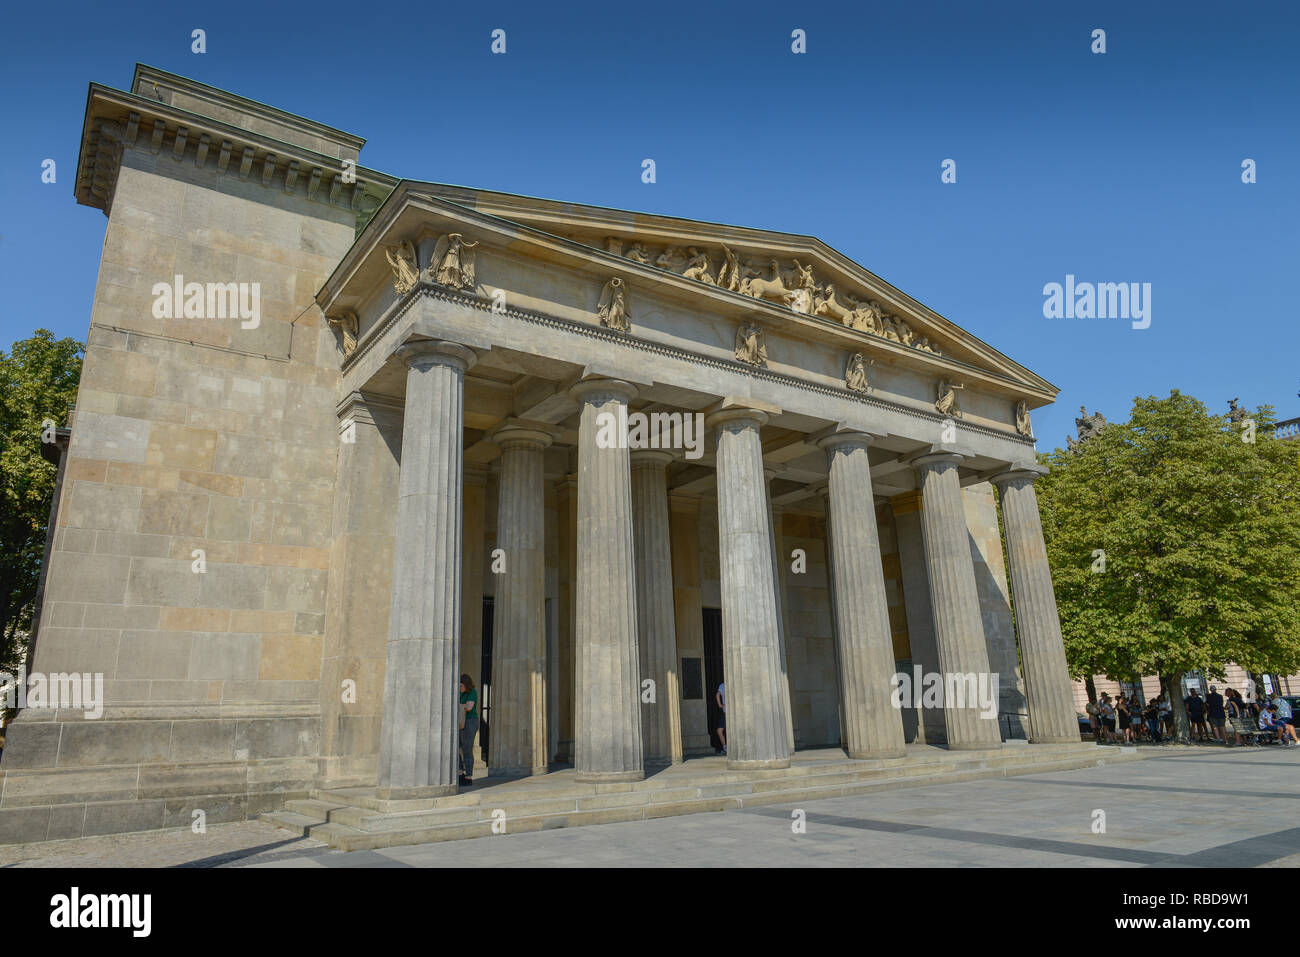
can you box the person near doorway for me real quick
[459,674,479,786]
[715,682,727,755]
[1205,685,1227,744]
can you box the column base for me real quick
[847,748,907,761]
[574,769,645,783]
[491,764,551,778]
[376,784,457,800]
[1029,734,1085,745]
[726,757,791,771]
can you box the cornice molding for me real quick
[74,83,398,218]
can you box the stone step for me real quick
[263,745,1136,850]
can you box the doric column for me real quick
[912,452,1002,750]
[818,431,907,758]
[706,407,793,769]
[570,379,643,782]
[631,450,683,766]
[378,339,476,798]
[488,426,552,776]
[992,467,1079,743]
[763,469,797,755]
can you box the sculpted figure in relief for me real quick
[596,277,631,332]
[735,322,767,367]
[717,244,744,292]
[845,353,873,394]
[327,311,359,358]
[655,246,688,273]
[814,284,855,324]
[431,233,478,290]
[682,247,716,284]
[624,242,652,265]
[1015,400,1033,437]
[740,260,796,307]
[936,379,964,418]
[385,241,420,296]
[843,295,884,335]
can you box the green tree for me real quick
[0,331,83,673]
[1037,390,1300,741]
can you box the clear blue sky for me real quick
[2,0,1296,449]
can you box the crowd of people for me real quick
[1083,686,1300,747]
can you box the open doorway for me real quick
[702,608,724,752]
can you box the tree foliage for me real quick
[0,331,83,672]
[1037,390,1300,691]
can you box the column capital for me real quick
[705,407,768,432]
[814,428,886,453]
[912,450,966,471]
[630,449,676,469]
[990,464,1049,487]
[569,377,637,404]
[489,425,554,451]
[393,338,477,373]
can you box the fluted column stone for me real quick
[571,379,644,782]
[993,467,1079,743]
[706,407,793,770]
[488,427,552,776]
[378,339,476,798]
[818,431,907,759]
[631,450,683,766]
[913,452,1002,750]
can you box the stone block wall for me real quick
[0,75,362,838]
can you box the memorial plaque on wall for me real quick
[681,657,703,699]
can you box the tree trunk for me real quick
[1084,676,1097,705]
[1161,672,1191,743]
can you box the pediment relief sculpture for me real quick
[429,232,478,291]
[845,352,873,394]
[385,241,419,296]
[607,236,942,356]
[596,276,631,332]
[1015,400,1033,438]
[936,378,964,418]
[735,322,767,368]
[326,311,359,358]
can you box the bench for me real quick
[1229,715,1275,745]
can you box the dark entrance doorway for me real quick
[480,596,493,762]
[702,608,724,752]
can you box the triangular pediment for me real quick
[408,183,1056,398]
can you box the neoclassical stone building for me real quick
[0,65,1078,838]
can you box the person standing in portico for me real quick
[459,675,480,786]
[716,682,727,755]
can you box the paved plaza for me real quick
[3,746,1297,868]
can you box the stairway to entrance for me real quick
[262,742,1139,851]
